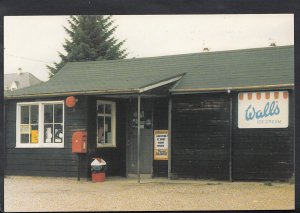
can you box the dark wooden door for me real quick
[127,101,153,174]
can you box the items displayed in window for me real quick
[19,105,39,144]
[44,104,63,144]
[131,110,152,129]
[16,101,64,148]
[54,124,63,143]
[97,101,116,147]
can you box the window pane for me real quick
[97,104,104,114]
[44,105,53,123]
[54,124,63,143]
[105,117,112,144]
[21,134,29,143]
[30,125,39,144]
[44,124,53,143]
[97,116,104,144]
[20,124,30,134]
[105,104,111,114]
[54,104,63,123]
[20,106,29,124]
[30,105,39,124]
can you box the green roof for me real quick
[5,45,294,99]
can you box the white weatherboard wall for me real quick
[238,91,289,128]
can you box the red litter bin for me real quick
[92,172,106,182]
[91,158,106,182]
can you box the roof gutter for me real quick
[170,83,294,94]
[5,88,140,99]
[5,83,294,99]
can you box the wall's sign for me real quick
[154,130,168,160]
[238,91,289,128]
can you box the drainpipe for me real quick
[137,94,141,183]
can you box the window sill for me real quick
[16,145,64,148]
[96,144,117,148]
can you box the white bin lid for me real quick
[91,158,106,166]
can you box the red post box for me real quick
[72,131,87,153]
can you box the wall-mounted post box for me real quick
[72,131,87,153]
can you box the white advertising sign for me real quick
[154,130,168,160]
[238,91,289,128]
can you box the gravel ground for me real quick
[4,176,294,212]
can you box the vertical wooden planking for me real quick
[151,102,154,177]
[232,90,294,181]
[171,93,230,180]
[5,96,128,179]
[87,97,127,177]
[125,100,129,177]
[5,96,89,178]
[229,93,233,182]
[152,98,169,177]
[168,96,172,179]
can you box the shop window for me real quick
[97,100,116,148]
[19,105,38,144]
[16,101,64,148]
[44,103,64,144]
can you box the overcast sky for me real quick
[4,14,294,82]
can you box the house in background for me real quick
[4,45,294,182]
[4,68,42,91]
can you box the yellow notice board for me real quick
[31,130,38,143]
[154,130,168,160]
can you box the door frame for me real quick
[125,98,154,177]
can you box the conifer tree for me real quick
[47,15,127,78]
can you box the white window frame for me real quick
[16,100,65,148]
[96,100,116,148]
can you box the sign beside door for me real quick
[238,91,289,128]
[154,130,168,160]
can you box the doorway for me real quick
[127,100,153,174]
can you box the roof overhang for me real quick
[5,73,186,100]
[5,82,293,99]
[4,89,140,99]
[170,83,294,94]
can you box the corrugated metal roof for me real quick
[5,45,294,99]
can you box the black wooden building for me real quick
[4,45,294,181]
